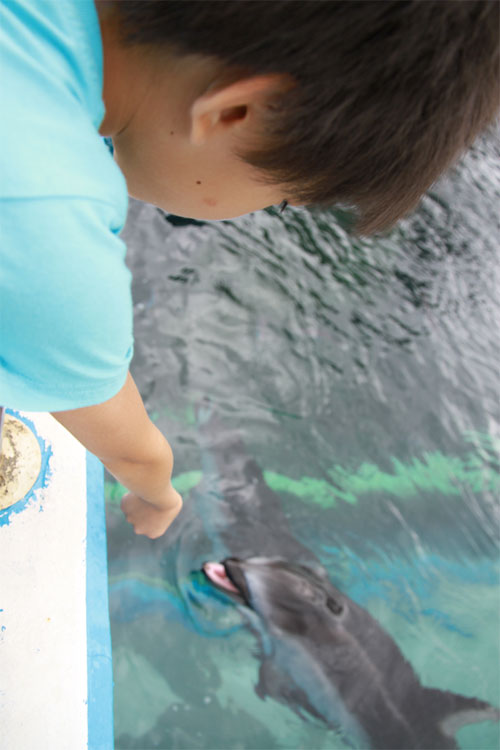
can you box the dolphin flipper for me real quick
[256,658,326,723]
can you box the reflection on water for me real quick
[107,132,500,749]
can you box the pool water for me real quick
[106,131,500,749]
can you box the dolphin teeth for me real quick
[203,561,239,594]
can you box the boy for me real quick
[1,1,498,538]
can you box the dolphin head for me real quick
[203,556,346,638]
[203,556,371,743]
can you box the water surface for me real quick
[107,131,500,749]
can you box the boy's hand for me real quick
[121,486,182,538]
[52,373,183,540]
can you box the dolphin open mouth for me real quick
[202,560,250,605]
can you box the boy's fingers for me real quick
[120,491,182,538]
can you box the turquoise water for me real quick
[106,131,500,749]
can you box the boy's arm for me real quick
[52,372,182,538]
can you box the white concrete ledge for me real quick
[0,411,113,750]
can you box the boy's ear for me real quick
[189,74,292,146]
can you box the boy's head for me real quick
[99,0,500,231]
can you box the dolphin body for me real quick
[107,407,498,747]
[195,409,498,749]
[204,557,498,750]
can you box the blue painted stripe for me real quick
[86,452,114,750]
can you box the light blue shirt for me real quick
[0,0,133,411]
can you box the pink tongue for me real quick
[203,562,239,594]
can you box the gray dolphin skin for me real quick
[195,404,317,564]
[197,408,499,749]
[203,557,499,750]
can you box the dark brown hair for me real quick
[113,1,500,232]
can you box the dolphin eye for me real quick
[326,597,344,616]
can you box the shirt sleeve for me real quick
[0,197,134,411]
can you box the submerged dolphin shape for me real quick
[194,404,316,564]
[203,556,499,750]
[107,405,498,746]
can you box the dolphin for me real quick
[106,406,499,746]
[203,556,499,750]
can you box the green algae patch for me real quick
[105,480,128,505]
[327,454,471,501]
[172,470,202,494]
[264,440,500,509]
[105,433,499,511]
[263,472,344,508]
